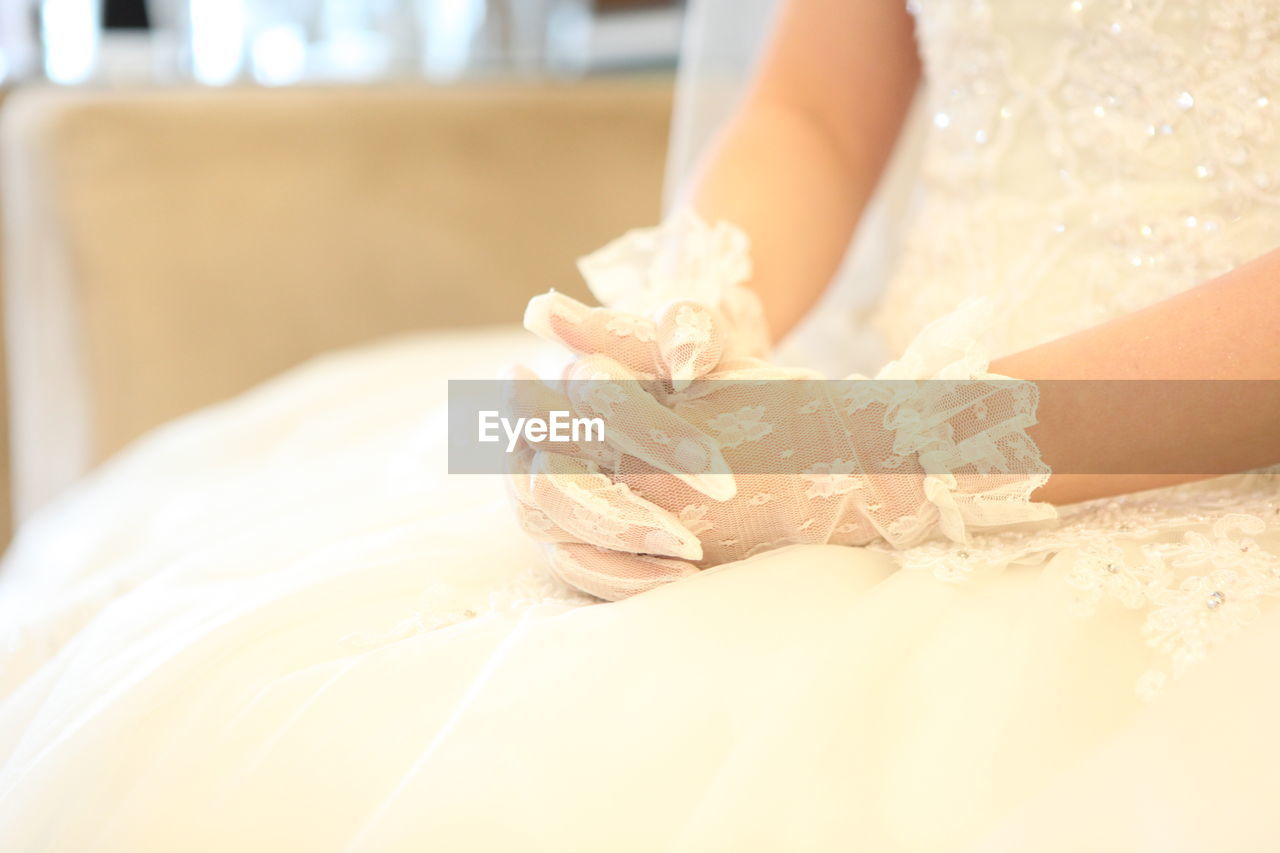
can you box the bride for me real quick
[1,0,1279,850]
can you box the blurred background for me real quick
[0,0,685,544]
[3,0,686,83]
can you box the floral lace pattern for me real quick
[516,216,1058,597]
[577,209,754,316]
[704,405,773,449]
[512,2,1280,692]
[870,0,1280,698]
[879,471,1280,698]
[880,0,1280,356]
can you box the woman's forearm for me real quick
[684,104,873,340]
[677,0,921,340]
[992,247,1280,504]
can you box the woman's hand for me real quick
[501,213,786,599]
[506,293,1054,600]
[503,291,758,599]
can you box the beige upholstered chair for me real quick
[0,80,673,540]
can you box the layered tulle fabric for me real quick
[1,326,1278,852]
[4,0,1280,846]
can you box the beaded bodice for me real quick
[874,0,1280,356]
[862,0,1280,701]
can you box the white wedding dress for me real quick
[3,2,1280,850]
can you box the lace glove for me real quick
[504,214,1055,599]
[508,290,1056,600]
[522,212,771,389]
[502,213,774,598]
[504,291,769,597]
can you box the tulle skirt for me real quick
[1,328,1277,851]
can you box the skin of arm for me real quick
[678,1,1278,508]
[678,0,922,339]
[992,250,1280,505]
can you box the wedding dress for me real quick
[2,1,1280,851]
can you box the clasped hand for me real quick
[504,287,1040,600]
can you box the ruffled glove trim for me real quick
[577,209,752,314]
[576,210,772,363]
[869,299,1057,546]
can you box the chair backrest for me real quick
[0,81,673,529]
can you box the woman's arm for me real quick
[679,0,921,340]
[992,248,1280,504]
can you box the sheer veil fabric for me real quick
[1,1,1280,851]
[663,0,781,206]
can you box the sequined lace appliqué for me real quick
[881,0,1280,698]
[882,0,1280,355]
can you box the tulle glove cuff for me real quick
[576,209,772,362]
[855,300,1058,547]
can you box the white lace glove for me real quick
[504,214,1055,599]
[503,291,757,599]
[508,293,1055,599]
[502,213,773,598]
